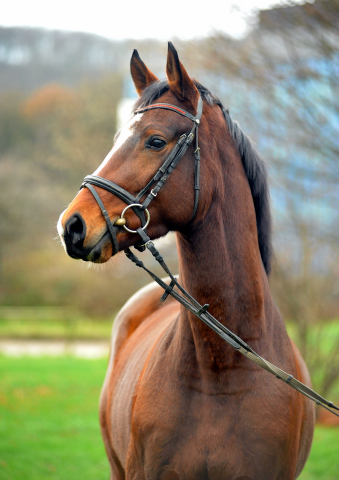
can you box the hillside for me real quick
[0,27,164,92]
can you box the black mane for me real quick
[135,80,272,275]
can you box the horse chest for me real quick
[126,376,295,480]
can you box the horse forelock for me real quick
[134,80,272,275]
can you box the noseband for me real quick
[81,96,203,255]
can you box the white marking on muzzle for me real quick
[57,209,67,251]
[93,113,143,176]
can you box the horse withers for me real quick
[57,43,315,480]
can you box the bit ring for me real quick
[120,204,150,233]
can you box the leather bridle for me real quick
[81,96,203,254]
[78,94,339,419]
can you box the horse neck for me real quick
[174,142,271,372]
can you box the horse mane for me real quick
[135,80,272,275]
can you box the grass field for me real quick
[0,355,339,480]
[0,356,109,480]
[0,307,113,340]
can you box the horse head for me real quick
[58,43,220,264]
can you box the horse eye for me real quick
[147,138,166,150]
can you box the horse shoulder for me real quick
[109,276,178,365]
[100,278,179,474]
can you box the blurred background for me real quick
[0,0,338,479]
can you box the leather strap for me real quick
[124,238,339,419]
[134,103,198,122]
[84,183,119,255]
[82,176,147,227]
[83,175,137,205]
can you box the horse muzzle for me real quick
[58,212,119,262]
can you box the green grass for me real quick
[299,427,339,480]
[287,321,339,356]
[0,307,113,340]
[286,320,339,400]
[0,356,109,480]
[0,355,339,479]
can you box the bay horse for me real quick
[58,43,315,479]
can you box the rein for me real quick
[82,96,339,418]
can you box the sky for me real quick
[1,0,287,40]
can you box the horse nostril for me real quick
[65,214,86,247]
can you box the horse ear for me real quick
[166,42,199,110]
[130,49,159,95]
